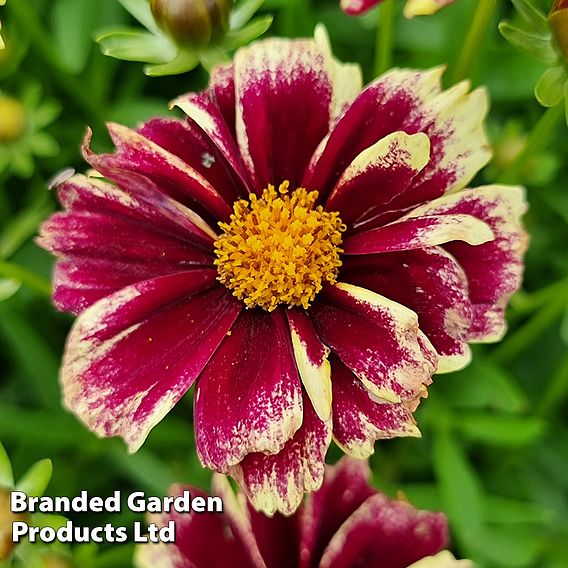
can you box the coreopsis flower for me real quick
[38,28,527,515]
[96,0,272,76]
[341,0,456,18]
[500,0,568,122]
[135,458,472,568]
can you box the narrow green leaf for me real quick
[499,22,558,65]
[484,495,553,525]
[117,0,162,34]
[535,66,567,107]
[458,413,546,447]
[511,0,550,35]
[16,459,53,497]
[144,49,198,76]
[224,15,273,50]
[96,28,175,63]
[230,0,266,30]
[0,441,14,488]
[432,430,485,551]
[0,279,20,302]
[477,525,544,567]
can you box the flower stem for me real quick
[374,0,396,77]
[0,260,52,297]
[536,352,568,418]
[451,0,497,83]
[497,104,564,185]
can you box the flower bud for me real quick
[0,489,29,560]
[549,0,568,63]
[150,0,234,48]
[0,95,26,143]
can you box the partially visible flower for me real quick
[0,85,60,178]
[135,458,472,568]
[341,0,456,18]
[39,29,527,515]
[96,0,272,76]
[500,0,568,123]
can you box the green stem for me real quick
[0,260,52,297]
[374,0,396,77]
[8,0,105,130]
[491,294,568,365]
[451,0,497,83]
[536,352,568,417]
[498,104,564,184]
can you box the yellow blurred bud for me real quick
[0,489,30,561]
[150,0,234,48]
[0,95,26,143]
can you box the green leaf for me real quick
[32,513,68,530]
[230,0,267,30]
[565,80,568,126]
[499,22,558,65]
[144,49,199,76]
[511,0,550,35]
[0,279,20,302]
[477,525,544,567]
[117,0,162,35]
[432,430,485,552]
[28,132,60,158]
[96,28,176,63]
[224,15,273,51]
[535,66,567,107]
[484,495,553,525]
[0,441,14,488]
[16,459,53,497]
[458,413,547,447]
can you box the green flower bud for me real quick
[0,489,29,560]
[150,0,234,48]
[0,95,26,143]
[550,0,568,63]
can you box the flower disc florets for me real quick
[214,181,346,311]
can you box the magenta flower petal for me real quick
[318,492,448,568]
[305,69,490,210]
[344,214,494,255]
[342,248,473,372]
[135,484,260,568]
[229,392,331,516]
[311,283,437,403]
[207,63,237,135]
[299,456,375,567]
[341,0,458,19]
[62,273,241,452]
[340,0,381,15]
[138,117,248,205]
[326,131,431,229]
[195,309,304,472]
[84,123,233,222]
[331,357,421,458]
[409,185,528,342]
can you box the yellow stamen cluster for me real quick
[214,181,346,311]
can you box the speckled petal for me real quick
[344,214,494,255]
[229,393,332,516]
[194,309,304,472]
[409,185,528,342]
[287,309,332,422]
[304,68,490,208]
[134,483,262,568]
[61,272,241,452]
[311,283,438,403]
[319,493,449,568]
[233,34,358,192]
[331,356,422,459]
[326,131,431,229]
[299,457,375,568]
[341,248,473,372]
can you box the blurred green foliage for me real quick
[0,0,567,567]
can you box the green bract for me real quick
[499,0,568,124]
[96,0,272,76]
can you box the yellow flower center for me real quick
[214,181,346,311]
